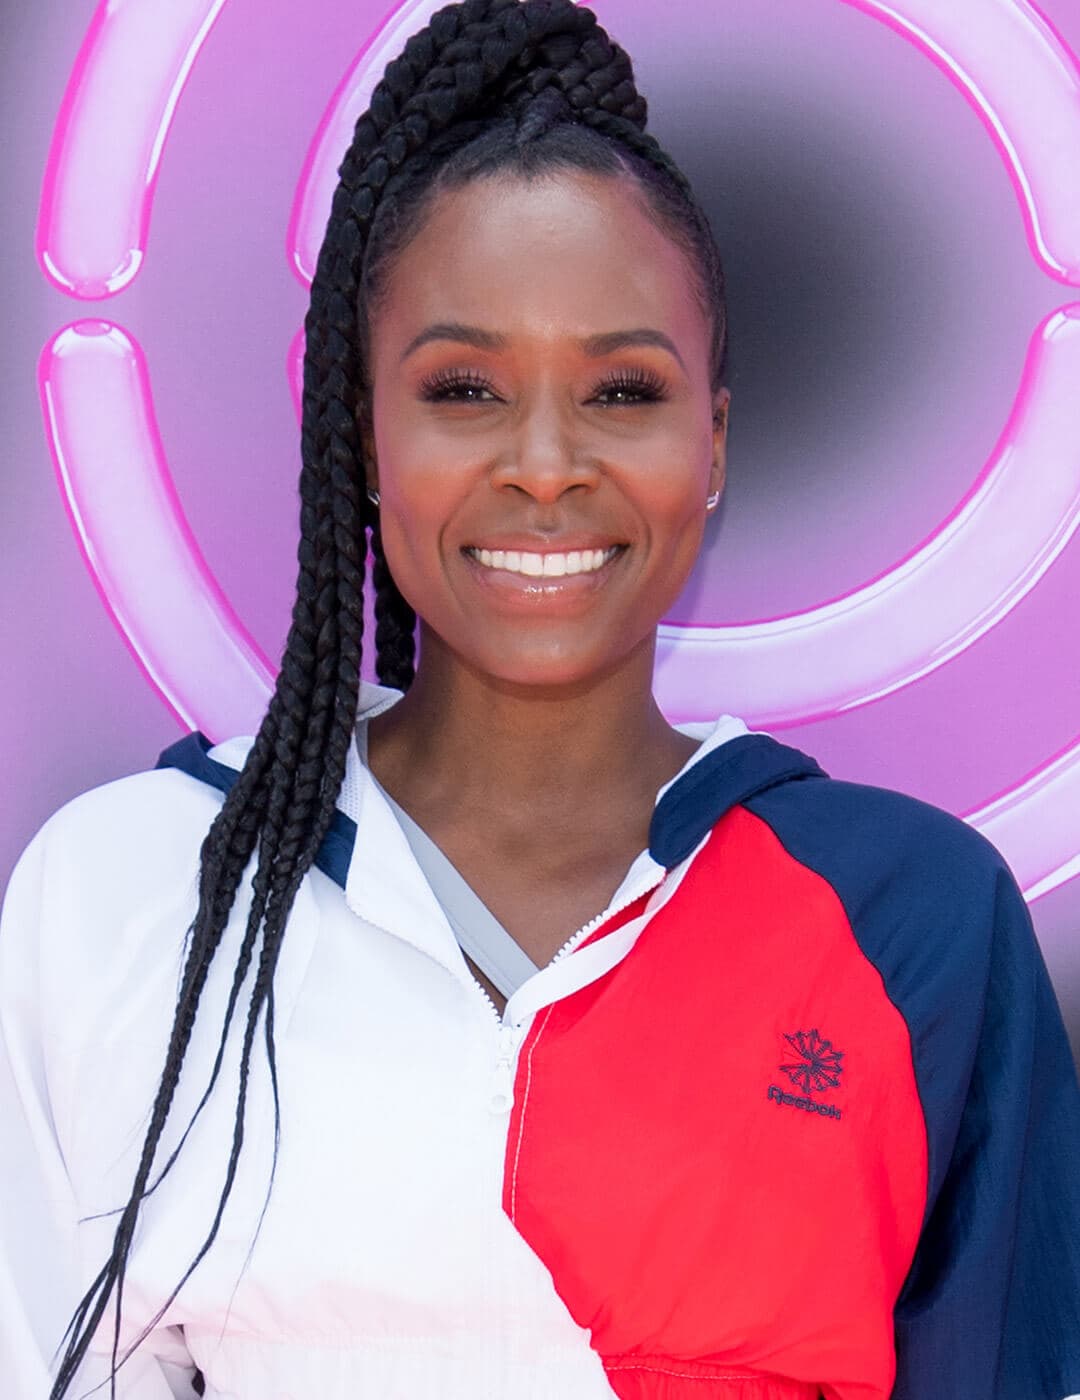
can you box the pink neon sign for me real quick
[37,0,228,299]
[35,0,1080,901]
[39,322,275,737]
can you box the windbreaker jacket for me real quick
[1,685,1079,1400]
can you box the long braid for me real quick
[93,302,363,1388]
[52,3,728,1392]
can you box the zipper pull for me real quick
[496,1020,522,1067]
[490,1022,524,1115]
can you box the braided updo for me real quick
[51,3,727,1393]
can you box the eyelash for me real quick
[417,366,668,405]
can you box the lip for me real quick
[460,534,626,553]
[459,542,627,606]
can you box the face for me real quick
[363,169,729,690]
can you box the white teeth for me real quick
[468,546,619,577]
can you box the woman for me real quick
[2,0,1078,1396]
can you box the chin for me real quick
[467,642,640,694]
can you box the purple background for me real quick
[2,0,1078,1057]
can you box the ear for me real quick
[710,387,731,503]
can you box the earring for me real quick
[366,486,381,508]
[705,491,721,512]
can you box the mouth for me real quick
[458,542,629,609]
[461,545,625,578]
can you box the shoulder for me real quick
[740,769,1028,1027]
[0,745,252,998]
[0,744,263,1078]
[661,729,1007,910]
[12,758,233,903]
[745,768,1011,919]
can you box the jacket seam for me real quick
[509,1004,555,1220]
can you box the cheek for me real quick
[372,416,468,546]
[369,425,476,613]
[377,484,449,593]
[634,432,713,539]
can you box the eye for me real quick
[590,367,667,406]
[418,369,498,402]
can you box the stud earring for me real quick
[366,486,381,508]
[705,491,721,512]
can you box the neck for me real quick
[366,628,696,831]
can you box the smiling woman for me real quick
[1,1,1079,1398]
[366,172,726,698]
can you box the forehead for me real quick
[370,170,708,358]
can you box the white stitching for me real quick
[508,1005,554,1219]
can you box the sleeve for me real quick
[892,861,1080,1400]
[0,824,202,1399]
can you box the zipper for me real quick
[364,858,669,1032]
[547,865,667,970]
[471,975,504,1028]
[488,865,669,1111]
[362,862,674,1118]
[489,1017,523,1116]
[458,864,665,1032]
[494,1019,518,1068]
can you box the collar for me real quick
[155,679,827,887]
[154,684,827,1015]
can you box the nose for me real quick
[488,392,600,503]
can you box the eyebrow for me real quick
[399,321,687,371]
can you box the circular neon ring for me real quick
[35,0,1080,899]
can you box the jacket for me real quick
[1,682,1078,1400]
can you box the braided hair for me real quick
[50,2,727,1393]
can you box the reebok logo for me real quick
[767,1084,842,1120]
[767,1028,845,1122]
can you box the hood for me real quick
[647,731,826,867]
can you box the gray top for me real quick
[356,722,540,1000]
